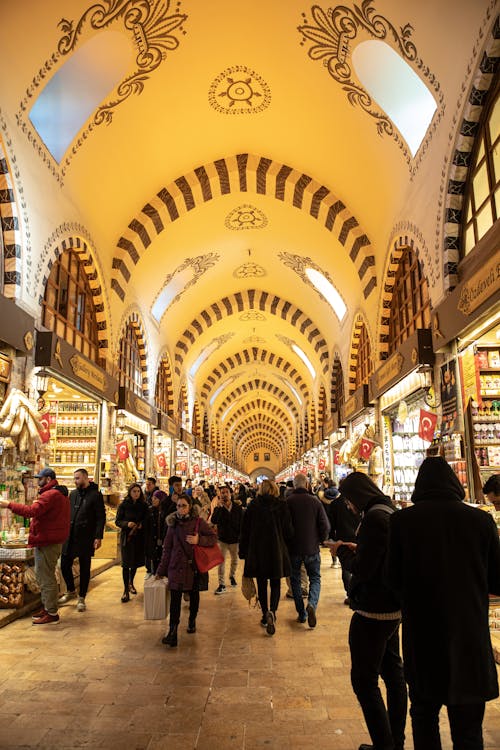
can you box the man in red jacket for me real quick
[0,467,70,624]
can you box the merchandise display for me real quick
[385,401,427,504]
[0,561,26,608]
[44,395,100,484]
[471,348,500,481]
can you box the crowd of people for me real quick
[1,463,500,750]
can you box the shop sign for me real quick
[0,353,12,384]
[457,247,500,316]
[460,345,480,405]
[374,352,404,392]
[192,463,200,473]
[313,429,322,445]
[342,384,369,422]
[0,294,36,354]
[370,330,434,400]
[133,396,153,422]
[118,386,156,425]
[69,354,107,392]
[382,415,392,488]
[181,428,195,447]
[322,415,334,435]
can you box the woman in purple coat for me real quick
[156,492,217,647]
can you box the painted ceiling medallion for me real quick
[243,335,267,344]
[239,311,266,322]
[298,1,443,166]
[209,66,271,114]
[233,263,266,279]
[225,204,268,231]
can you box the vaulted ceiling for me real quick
[0,0,493,473]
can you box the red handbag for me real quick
[192,519,224,573]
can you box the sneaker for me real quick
[306,603,317,628]
[76,597,86,612]
[260,616,267,627]
[32,606,47,619]
[296,614,307,623]
[265,610,275,636]
[33,612,59,625]
[229,576,237,587]
[214,584,226,595]
[58,591,76,605]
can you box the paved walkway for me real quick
[1,551,500,749]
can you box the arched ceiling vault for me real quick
[0,0,492,473]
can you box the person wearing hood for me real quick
[328,471,407,750]
[156,492,217,647]
[58,468,105,612]
[388,457,500,750]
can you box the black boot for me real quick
[121,590,130,603]
[163,625,178,647]
[187,618,196,633]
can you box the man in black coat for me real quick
[286,472,330,627]
[327,493,360,602]
[59,468,106,612]
[388,457,500,750]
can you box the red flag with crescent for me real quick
[116,440,130,461]
[318,458,326,470]
[192,463,200,473]
[334,450,341,465]
[38,415,51,444]
[359,438,375,461]
[418,409,438,442]
[156,453,167,469]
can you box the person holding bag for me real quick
[156,492,217,648]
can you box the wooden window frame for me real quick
[118,323,143,396]
[388,247,431,353]
[354,323,373,390]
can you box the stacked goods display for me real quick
[0,561,26,608]
[45,399,99,484]
[470,349,500,481]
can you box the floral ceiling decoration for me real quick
[278,250,347,313]
[151,253,219,323]
[233,262,266,278]
[239,311,267,322]
[208,65,271,114]
[225,204,268,231]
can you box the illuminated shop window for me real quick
[118,323,144,396]
[29,31,132,163]
[155,356,174,415]
[463,84,500,255]
[388,247,431,353]
[352,40,437,157]
[353,322,373,392]
[42,250,101,365]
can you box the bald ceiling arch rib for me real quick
[216,380,299,420]
[238,434,284,457]
[111,154,376,301]
[223,399,294,433]
[175,290,329,377]
[230,416,291,446]
[201,348,309,404]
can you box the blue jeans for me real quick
[290,552,321,618]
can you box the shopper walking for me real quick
[330,471,407,750]
[115,483,148,602]
[0,468,70,625]
[156,493,217,647]
[211,485,243,594]
[144,489,171,578]
[388,457,500,750]
[286,472,330,627]
[239,479,293,636]
[327,492,360,602]
[59,468,105,612]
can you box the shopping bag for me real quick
[193,543,224,573]
[143,577,170,620]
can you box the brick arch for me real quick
[178,383,189,428]
[348,312,374,395]
[330,352,345,416]
[318,385,328,428]
[230,414,291,443]
[224,399,294,432]
[118,310,149,396]
[111,154,376,301]
[175,290,329,377]
[240,436,284,456]
[0,137,21,297]
[40,235,110,361]
[442,17,499,291]
[201,347,309,404]
[192,400,201,436]
[154,351,175,416]
[216,379,299,420]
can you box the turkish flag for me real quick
[156,453,167,469]
[334,450,341,465]
[192,463,200,473]
[38,415,50,444]
[204,468,211,476]
[359,438,375,461]
[318,458,326,470]
[418,409,438,442]
[116,440,130,461]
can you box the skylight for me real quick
[152,266,195,323]
[29,31,132,163]
[292,344,316,379]
[352,40,437,157]
[305,268,346,321]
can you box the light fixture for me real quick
[35,369,50,399]
[116,410,126,428]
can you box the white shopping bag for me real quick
[144,577,170,620]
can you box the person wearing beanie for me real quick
[388,457,500,750]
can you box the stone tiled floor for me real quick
[1,551,500,749]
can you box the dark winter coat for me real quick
[327,495,359,542]
[388,457,500,704]
[62,482,105,557]
[156,508,217,591]
[239,494,293,579]
[286,487,330,556]
[115,495,148,569]
[8,479,70,547]
[211,501,243,544]
[338,472,400,614]
[144,500,169,563]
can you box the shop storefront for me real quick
[370,329,435,503]
[323,413,347,484]
[115,386,156,491]
[175,428,195,477]
[339,384,376,477]
[431,226,500,502]
[154,412,178,490]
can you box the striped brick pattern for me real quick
[348,315,369,395]
[40,238,109,359]
[178,383,189,428]
[378,241,408,360]
[0,141,21,296]
[318,385,327,428]
[201,348,309,404]
[224,399,293,433]
[120,312,149,397]
[154,354,175,416]
[176,290,329,377]
[216,379,299,420]
[111,154,376,300]
[330,354,344,415]
[192,400,201,436]
[443,18,499,290]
